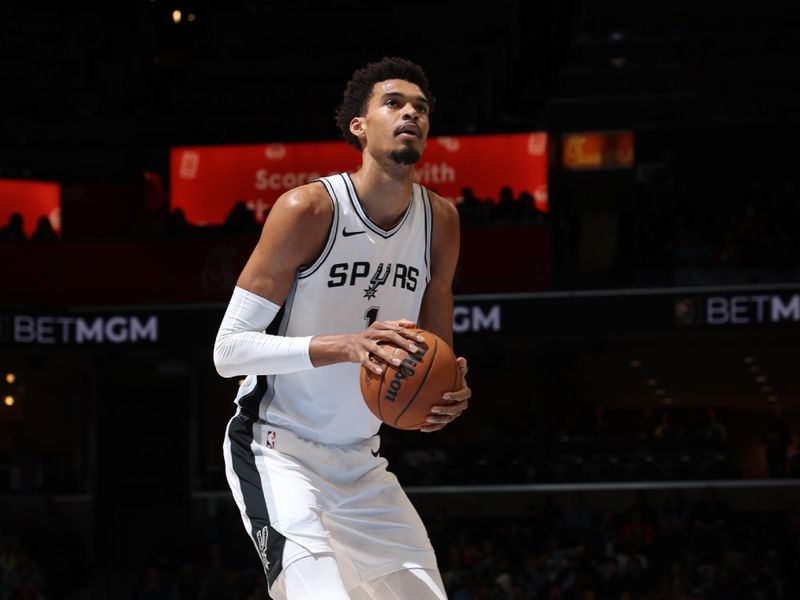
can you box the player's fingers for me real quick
[421,422,445,433]
[422,410,463,432]
[368,343,403,368]
[443,386,472,402]
[430,400,469,417]
[373,319,417,330]
[396,327,426,343]
[383,321,425,343]
[457,357,469,376]
[380,329,422,354]
[360,351,385,375]
[369,321,424,345]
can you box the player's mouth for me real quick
[395,123,420,139]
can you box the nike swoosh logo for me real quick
[371,449,380,457]
[342,227,366,237]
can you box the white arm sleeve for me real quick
[213,286,314,377]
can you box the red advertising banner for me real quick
[561,131,634,170]
[0,179,61,238]
[170,132,548,225]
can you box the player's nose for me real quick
[400,102,419,119]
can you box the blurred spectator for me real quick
[174,559,201,600]
[457,186,482,224]
[564,494,593,536]
[630,491,659,530]
[0,213,26,241]
[659,489,689,532]
[455,185,545,228]
[224,200,258,233]
[659,558,691,598]
[636,405,657,441]
[594,556,622,598]
[701,408,728,442]
[689,487,731,555]
[524,495,565,546]
[618,509,654,553]
[619,553,651,597]
[31,216,58,243]
[199,543,235,599]
[762,403,792,478]
[653,410,676,440]
[166,207,194,237]
[497,186,521,221]
[519,190,546,225]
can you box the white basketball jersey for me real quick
[235,173,433,445]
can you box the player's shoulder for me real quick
[424,188,459,225]
[271,181,333,222]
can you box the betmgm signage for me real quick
[1,314,159,345]
[674,292,800,327]
[0,302,501,347]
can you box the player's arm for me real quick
[213,183,421,378]
[418,192,471,432]
[213,184,331,377]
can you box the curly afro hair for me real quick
[335,57,435,150]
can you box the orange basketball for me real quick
[360,329,461,430]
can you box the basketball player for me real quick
[214,57,470,599]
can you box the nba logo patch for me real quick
[266,431,276,449]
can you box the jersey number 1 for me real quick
[364,307,380,327]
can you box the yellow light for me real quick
[172,9,182,24]
[238,378,245,386]
[5,373,14,384]
[4,396,13,406]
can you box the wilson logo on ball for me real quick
[384,344,429,403]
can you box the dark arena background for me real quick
[2,1,800,598]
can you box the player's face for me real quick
[355,79,430,165]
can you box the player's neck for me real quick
[351,156,415,230]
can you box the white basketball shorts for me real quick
[223,409,439,592]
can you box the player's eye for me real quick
[386,99,398,107]
[416,104,428,114]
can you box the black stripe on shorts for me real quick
[228,413,287,586]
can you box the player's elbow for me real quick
[213,336,238,378]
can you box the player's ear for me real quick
[349,116,366,145]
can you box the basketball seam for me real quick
[394,335,438,427]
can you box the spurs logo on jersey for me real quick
[235,172,433,445]
[327,261,419,299]
[256,526,270,572]
[364,263,390,299]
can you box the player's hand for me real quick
[422,357,471,432]
[348,319,425,376]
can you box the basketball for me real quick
[360,329,461,430]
